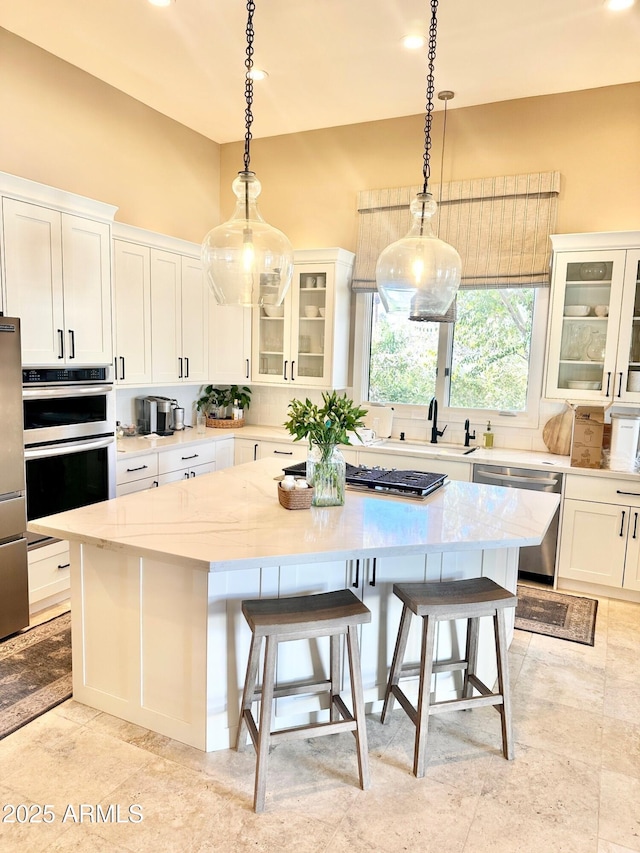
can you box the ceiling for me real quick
[1,0,638,144]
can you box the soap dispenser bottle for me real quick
[483,421,494,449]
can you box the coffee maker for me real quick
[135,396,174,436]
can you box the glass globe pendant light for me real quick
[376,0,461,321]
[202,0,294,307]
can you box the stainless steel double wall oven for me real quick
[23,367,116,547]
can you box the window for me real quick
[360,285,547,424]
[352,171,559,425]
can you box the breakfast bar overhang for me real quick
[29,458,560,752]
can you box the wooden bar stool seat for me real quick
[236,588,372,813]
[381,577,517,778]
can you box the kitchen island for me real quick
[29,458,559,751]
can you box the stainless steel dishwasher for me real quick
[472,464,563,585]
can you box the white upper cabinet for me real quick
[112,223,208,386]
[208,303,252,385]
[113,240,152,385]
[545,232,640,403]
[2,192,113,367]
[251,247,354,388]
[149,249,209,384]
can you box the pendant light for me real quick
[202,0,294,307]
[375,0,461,322]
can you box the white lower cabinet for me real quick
[234,438,307,466]
[558,474,640,592]
[116,452,159,496]
[116,440,233,495]
[157,443,217,484]
[28,540,70,610]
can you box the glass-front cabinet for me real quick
[545,232,640,403]
[251,248,354,388]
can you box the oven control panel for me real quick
[23,367,109,385]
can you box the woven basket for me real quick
[278,482,314,510]
[206,416,244,429]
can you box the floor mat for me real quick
[0,612,72,739]
[515,585,597,646]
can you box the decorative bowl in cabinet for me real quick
[564,305,590,317]
[263,305,284,318]
[566,380,602,390]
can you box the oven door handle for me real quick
[23,384,114,399]
[24,435,115,460]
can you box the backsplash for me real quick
[116,383,613,455]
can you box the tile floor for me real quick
[0,590,638,853]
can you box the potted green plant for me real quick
[197,385,251,427]
[284,392,368,506]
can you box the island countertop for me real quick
[29,457,560,572]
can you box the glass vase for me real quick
[306,445,346,507]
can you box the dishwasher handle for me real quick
[475,470,561,488]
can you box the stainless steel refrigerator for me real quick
[0,317,29,639]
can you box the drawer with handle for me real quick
[565,473,640,507]
[116,452,159,485]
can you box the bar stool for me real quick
[381,577,517,778]
[236,588,372,813]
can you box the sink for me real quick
[377,438,472,456]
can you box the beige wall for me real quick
[221,83,640,252]
[1,23,637,254]
[0,28,220,243]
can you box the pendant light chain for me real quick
[421,0,439,195]
[243,0,255,173]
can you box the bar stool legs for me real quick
[236,589,371,813]
[381,578,517,777]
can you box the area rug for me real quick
[515,585,598,646]
[0,612,72,740]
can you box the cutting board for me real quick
[542,407,573,456]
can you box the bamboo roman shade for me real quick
[352,171,561,294]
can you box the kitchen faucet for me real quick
[464,419,476,447]
[428,397,447,444]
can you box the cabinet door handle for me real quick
[181,454,199,460]
[634,512,638,540]
[605,371,612,396]
[253,443,258,461]
[369,557,377,587]
[617,372,623,398]
[273,450,293,455]
[291,360,296,381]
[352,559,360,588]
[57,562,70,570]
[120,356,125,380]
[190,470,196,478]
[616,490,640,497]
[245,358,250,379]
[126,464,148,472]
[178,357,183,378]
[185,356,190,378]
[184,471,189,479]
[58,329,64,359]
[283,360,288,380]
[152,480,159,488]
[69,329,76,359]
[620,510,626,537]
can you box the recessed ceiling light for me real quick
[248,68,268,81]
[402,34,426,50]
[604,0,635,9]
[148,0,174,7]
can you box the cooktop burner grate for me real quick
[282,462,447,498]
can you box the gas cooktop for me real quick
[282,462,447,499]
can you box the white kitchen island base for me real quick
[70,540,518,752]
[31,458,558,753]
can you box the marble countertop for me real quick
[116,424,640,483]
[30,457,560,573]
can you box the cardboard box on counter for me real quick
[570,404,606,469]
